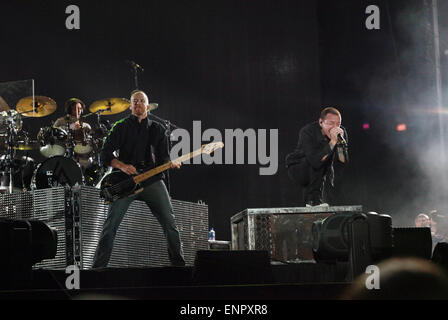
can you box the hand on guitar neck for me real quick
[170,160,182,169]
[111,158,181,176]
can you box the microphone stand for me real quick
[126,60,143,90]
[126,60,180,194]
[147,112,180,196]
[133,64,139,90]
[83,108,111,168]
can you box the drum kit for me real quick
[0,96,139,193]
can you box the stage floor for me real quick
[0,263,350,300]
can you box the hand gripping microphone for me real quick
[337,133,347,146]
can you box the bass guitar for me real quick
[99,142,224,203]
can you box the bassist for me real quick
[92,90,185,268]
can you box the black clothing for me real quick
[286,121,348,205]
[100,114,170,182]
[93,114,185,268]
[101,115,170,167]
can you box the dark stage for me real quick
[1,0,448,302]
[0,264,349,300]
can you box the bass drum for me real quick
[32,156,84,189]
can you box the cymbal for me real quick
[89,98,159,115]
[16,96,57,117]
[14,140,39,151]
[89,98,130,115]
[0,96,9,112]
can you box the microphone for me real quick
[125,60,144,72]
[337,133,347,146]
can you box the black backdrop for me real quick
[1,0,447,240]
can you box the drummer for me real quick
[54,98,91,131]
[54,98,92,168]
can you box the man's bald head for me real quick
[130,90,149,105]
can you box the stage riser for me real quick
[231,206,362,263]
[0,188,68,269]
[0,186,209,269]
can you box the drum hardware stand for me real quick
[64,118,76,160]
[22,151,30,192]
[2,115,18,194]
[80,108,111,187]
[91,108,109,172]
[92,108,110,139]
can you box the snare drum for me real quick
[38,127,67,158]
[73,127,93,155]
[32,156,83,189]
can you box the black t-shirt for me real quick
[286,121,349,169]
[100,115,170,173]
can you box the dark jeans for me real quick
[287,158,329,205]
[92,179,185,268]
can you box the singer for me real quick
[286,107,348,207]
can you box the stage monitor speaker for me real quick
[0,218,32,289]
[432,242,448,271]
[392,227,432,260]
[312,212,393,280]
[312,212,392,263]
[0,218,57,289]
[193,250,273,285]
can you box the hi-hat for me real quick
[89,98,130,115]
[14,138,39,151]
[0,96,9,112]
[16,96,57,117]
